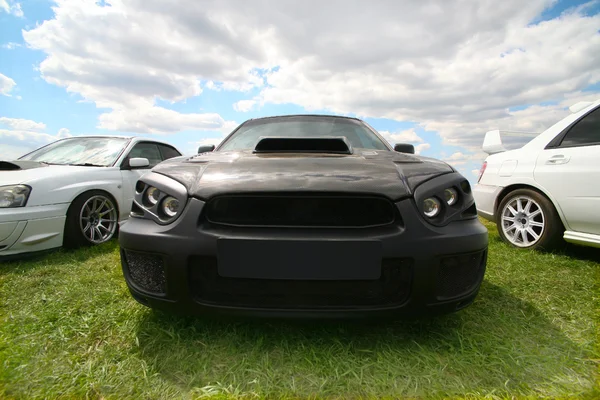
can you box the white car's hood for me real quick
[0,163,98,186]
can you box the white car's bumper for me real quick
[0,203,69,259]
[473,184,503,222]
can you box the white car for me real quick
[474,99,600,250]
[0,136,182,259]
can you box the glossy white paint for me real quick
[0,136,182,257]
[474,99,600,248]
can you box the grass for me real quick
[0,219,598,399]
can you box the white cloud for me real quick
[0,117,70,159]
[0,0,23,17]
[443,151,489,167]
[19,0,600,153]
[233,99,257,112]
[415,143,431,155]
[379,128,424,146]
[1,42,21,49]
[0,117,46,132]
[0,73,16,97]
[97,105,226,134]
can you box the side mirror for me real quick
[394,143,415,154]
[198,144,215,154]
[128,157,150,169]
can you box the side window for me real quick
[126,143,162,167]
[560,107,600,148]
[158,144,181,160]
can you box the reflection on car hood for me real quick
[0,163,108,186]
[153,150,454,201]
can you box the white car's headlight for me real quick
[0,185,31,208]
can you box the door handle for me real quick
[546,154,570,165]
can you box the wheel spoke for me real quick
[517,199,523,212]
[90,226,95,241]
[527,227,540,240]
[98,224,109,232]
[523,200,532,213]
[521,229,529,245]
[504,223,517,233]
[83,222,91,233]
[99,208,114,217]
[503,216,515,222]
[507,205,518,216]
[97,200,107,213]
[529,209,542,219]
[94,227,103,241]
[530,221,544,228]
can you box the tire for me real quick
[63,190,119,249]
[496,188,564,251]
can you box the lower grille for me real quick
[436,250,487,300]
[122,250,167,294]
[203,195,397,228]
[189,257,412,309]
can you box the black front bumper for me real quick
[119,198,488,319]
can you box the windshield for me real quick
[218,116,390,151]
[19,137,129,166]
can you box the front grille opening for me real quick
[436,250,487,300]
[203,195,397,228]
[189,256,413,309]
[122,250,167,294]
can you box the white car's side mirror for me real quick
[129,157,150,169]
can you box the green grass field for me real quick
[1,219,598,399]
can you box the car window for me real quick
[127,142,163,167]
[560,107,600,147]
[19,137,129,166]
[219,117,390,151]
[158,144,181,160]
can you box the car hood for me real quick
[152,150,453,201]
[0,161,104,186]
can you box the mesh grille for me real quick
[437,250,486,300]
[122,250,166,294]
[203,195,397,228]
[189,257,412,309]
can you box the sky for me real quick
[1,0,599,180]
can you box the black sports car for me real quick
[119,115,488,318]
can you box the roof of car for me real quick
[246,114,362,122]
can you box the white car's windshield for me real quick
[218,116,390,151]
[19,137,129,166]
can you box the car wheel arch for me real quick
[65,189,121,221]
[494,183,568,229]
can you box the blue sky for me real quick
[1,0,599,181]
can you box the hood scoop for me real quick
[0,160,49,171]
[253,136,353,155]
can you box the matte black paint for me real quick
[152,149,453,201]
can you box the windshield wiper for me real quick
[67,163,105,167]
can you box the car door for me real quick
[119,142,164,220]
[534,106,600,234]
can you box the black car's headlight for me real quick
[0,185,31,208]
[414,173,476,226]
[131,173,187,225]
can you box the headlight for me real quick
[161,196,180,218]
[423,197,441,218]
[0,185,31,208]
[444,188,458,205]
[145,186,161,205]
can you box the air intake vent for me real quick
[253,137,352,154]
[437,250,487,300]
[204,195,397,228]
[122,250,167,294]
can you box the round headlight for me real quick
[162,196,180,218]
[146,186,161,205]
[423,197,441,218]
[444,188,458,205]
